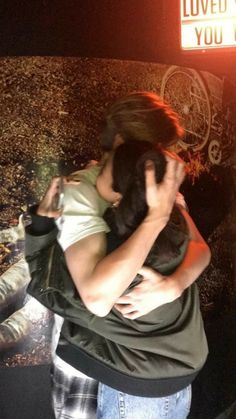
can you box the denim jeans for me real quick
[97,383,192,419]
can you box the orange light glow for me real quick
[181,0,236,50]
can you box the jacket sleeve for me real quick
[24,206,84,316]
[25,227,58,263]
[25,230,89,321]
[24,204,58,272]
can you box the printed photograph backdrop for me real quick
[0,57,235,367]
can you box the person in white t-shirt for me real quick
[35,91,210,419]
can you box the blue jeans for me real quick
[97,383,192,419]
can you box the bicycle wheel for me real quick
[160,66,211,152]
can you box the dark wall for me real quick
[1,0,236,82]
[0,0,165,58]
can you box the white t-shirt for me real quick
[56,165,110,251]
[53,165,110,377]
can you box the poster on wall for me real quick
[0,57,235,367]
[180,0,236,50]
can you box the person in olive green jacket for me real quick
[26,140,209,419]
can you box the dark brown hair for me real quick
[104,140,188,266]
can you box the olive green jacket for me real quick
[25,226,208,396]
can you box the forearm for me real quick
[67,213,167,316]
[165,208,211,298]
[166,239,210,299]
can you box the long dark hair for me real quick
[104,140,188,267]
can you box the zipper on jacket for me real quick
[45,244,56,289]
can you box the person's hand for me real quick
[84,160,98,169]
[175,192,188,210]
[37,177,64,219]
[145,152,185,222]
[37,176,81,218]
[114,266,179,319]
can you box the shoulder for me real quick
[70,165,102,185]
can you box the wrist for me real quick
[36,204,48,217]
[144,210,169,230]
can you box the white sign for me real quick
[181,0,236,50]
